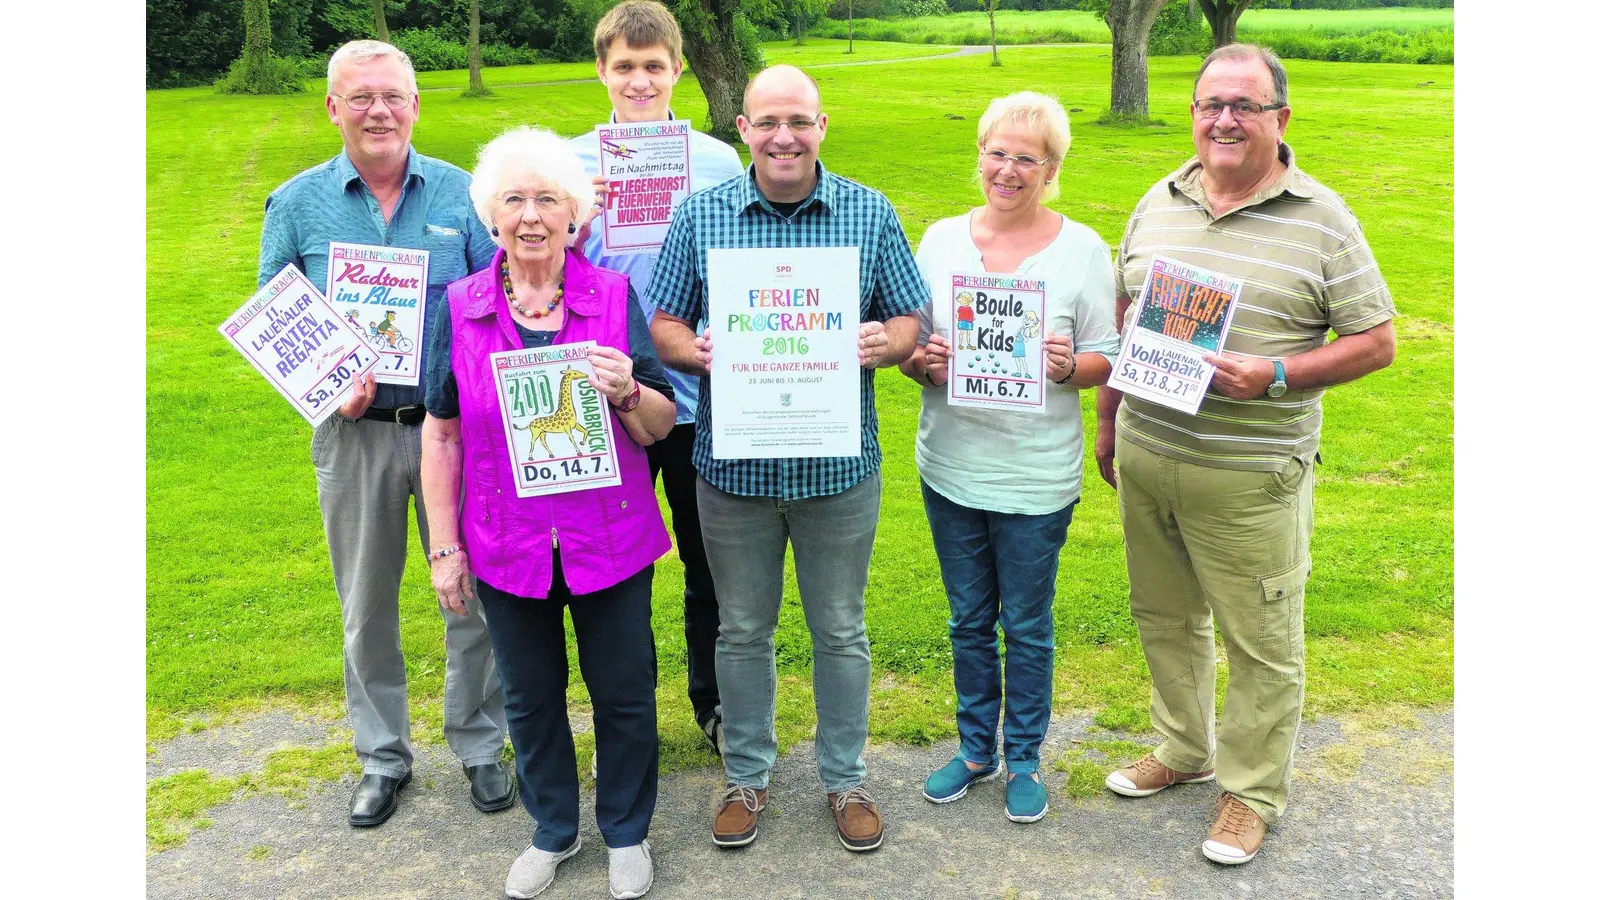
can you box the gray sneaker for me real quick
[608,840,653,899]
[505,837,580,899]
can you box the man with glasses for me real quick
[1095,44,1396,865]
[649,65,930,853]
[258,39,511,829]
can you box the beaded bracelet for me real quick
[1053,353,1078,385]
[427,543,462,563]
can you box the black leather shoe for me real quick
[348,771,411,828]
[466,762,515,813]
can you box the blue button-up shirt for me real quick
[650,161,931,500]
[569,112,746,425]
[258,148,497,410]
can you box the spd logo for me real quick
[774,263,794,280]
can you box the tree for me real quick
[985,0,1001,66]
[1103,0,1171,119]
[1196,0,1253,48]
[464,0,491,96]
[780,0,829,45]
[846,0,854,54]
[371,0,390,42]
[672,0,752,143]
[243,0,273,89]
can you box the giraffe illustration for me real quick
[512,367,591,459]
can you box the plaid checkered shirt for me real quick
[650,162,931,500]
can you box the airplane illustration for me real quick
[601,139,637,159]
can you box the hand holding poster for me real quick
[947,272,1048,414]
[326,242,429,386]
[707,246,862,459]
[597,120,693,255]
[491,341,622,498]
[218,263,381,427]
[1107,255,1242,415]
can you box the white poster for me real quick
[218,263,381,426]
[326,242,429,386]
[490,341,622,498]
[707,246,862,459]
[597,120,693,255]
[947,272,1048,414]
[1108,255,1243,415]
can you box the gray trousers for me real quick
[312,415,508,777]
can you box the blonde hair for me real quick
[975,91,1071,204]
[594,1,683,66]
[326,40,418,96]
[469,127,596,242]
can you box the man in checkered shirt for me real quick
[649,66,929,854]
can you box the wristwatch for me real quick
[1266,360,1288,398]
[616,381,642,412]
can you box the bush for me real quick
[390,27,468,72]
[734,13,768,75]
[215,52,307,95]
[1147,3,1211,57]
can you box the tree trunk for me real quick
[1198,1,1252,49]
[1106,0,1167,119]
[673,0,748,143]
[243,0,271,90]
[371,0,390,43]
[847,0,854,54]
[989,2,999,66]
[466,0,487,94]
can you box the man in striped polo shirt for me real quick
[1096,44,1396,866]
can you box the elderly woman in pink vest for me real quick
[420,125,676,900]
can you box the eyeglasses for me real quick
[499,194,565,214]
[1194,99,1285,120]
[332,91,413,111]
[749,118,819,134]
[980,149,1050,171]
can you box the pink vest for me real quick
[447,248,669,598]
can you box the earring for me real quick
[491,225,499,237]
[567,222,577,235]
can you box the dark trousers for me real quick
[647,422,722,729]
[477,557,659,851]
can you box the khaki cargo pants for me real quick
[1116,435,1314,824]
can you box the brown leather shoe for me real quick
[828,786,884,852]
[1203,792,1267,865]
[1105,753,1216,797]
[712,783,767,848]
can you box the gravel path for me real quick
[147,707,1451,899]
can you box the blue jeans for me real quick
[921,481,1075,775]
[696,472,881,793]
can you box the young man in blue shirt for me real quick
[569,1,746,760]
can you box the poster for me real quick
[597,119,693,255]
[707,246,862,459]
[218,263,381,427]
[490,341,622,498]
[947,272,1048,414]
[326,242,429,386]
[1108,255,1242,415]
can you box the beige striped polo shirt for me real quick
[1113,142,1395,472]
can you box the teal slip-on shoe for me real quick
[923,756,999,803]
[1005,771,1049,823]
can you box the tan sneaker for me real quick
[711,784,767,848]
[828,786,884,852]
[1203,792,1267,865]
[1105,753,1216,797]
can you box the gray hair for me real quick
[469,126,596,239]
[1194,43,1288,107]
[327,40,418,96]
[976,91,1071,204]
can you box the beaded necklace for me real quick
[502,258,563,319]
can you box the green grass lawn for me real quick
[412,39,957,93]
[815,7,1454,45]
[147,44,1453,845]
